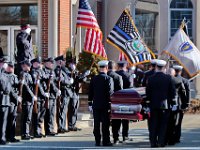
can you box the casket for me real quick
[110,87,146,120]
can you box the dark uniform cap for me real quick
[54,55,64,61]
[20,24,30,30]
[7,61,15,67]
[117,60,128,67]
[20,59,32,67]
[43,57,54,63]
[31,57,42,64]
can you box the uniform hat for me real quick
[20,24,30,30]
[31,57,42,64]
[54,55,64,61]
[7,61,15,68]
[20,59,31,67]
[173,65,183,71]
[98,60,109,67]
[117,60,128,67]
[150,59,158,65]
[43,57,54,63]
[156,59,167,67]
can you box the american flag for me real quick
[107,9,155,65]
[119,51,128,61]
[84,28,107,58]
[77,0,100,30]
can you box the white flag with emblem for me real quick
[163,28,200,77]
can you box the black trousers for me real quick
[165,110,177,144]
[68,95,79,129]
[22,104,33,136]
[174,110,184,142]
[32,100,46,136]
[58,97,69,130]
[93,109,110,144]
[112,119,121,141]
[6,104,18,141]
[0,106,9,142]
[149,109,170,146]
[44,99,56,134]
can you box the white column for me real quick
[48,0,58,57]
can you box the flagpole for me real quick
[189,73,200,82]
[73,0,80,59]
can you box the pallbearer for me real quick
[88,60,114,146]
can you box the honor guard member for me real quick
[6,62,21,143]
[20,60,37,140]
[173,65,190,144]
[43,57,61,136]
[107,60,123,144]
[54,56,74,134]
[146,60,176,148]
[134,64,144,87]
[142,59,157,87]
[88,60,114,146]
[0,61,20,145]
[67,58,90,131]
[0,56,7,73]
[116,61,133,142]
[31,57,49,138]
[16,24,34,75]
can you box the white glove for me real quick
[143,107,150,113]
[33,96,37,102]
[58,90,61,96]
[85,70,91,76]
[18,96,22,103]
[45,93,50,98]
[130,74,136,79]
[88,106,93,113]
[70,78,74,84]
[172,105,178,111]
[21,79,25,85]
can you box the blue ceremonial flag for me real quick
[107,9,155,65]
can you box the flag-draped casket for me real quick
[111,87,146,120]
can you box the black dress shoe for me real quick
[34,134,42,138]
[47,132,56,136]
[103,142,113,146]
[0,140,6,145]
[95,143,101,146]
[10,138,20,143]
[63,129,70,133]
[21,135,31,140]
[69,127,82,131]
[58,129,65,134]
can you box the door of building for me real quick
[0,26,38,61]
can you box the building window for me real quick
[135,0,159,54]
[0,4,38,25]
[170,0,193,39]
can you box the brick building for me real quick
[0,0,71,59]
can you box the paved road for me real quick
[0,114,200,150]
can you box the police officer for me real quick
[116,61,132,142]
[0,61,20,145]
[134,64,144,87]
[142,59,157,87]
[31,57,49,138]
[16,24,34,62]
[55,56,73,133]
[146,60,176,148]
[88,60,114,146]
[173,65,190,144]
[67,58,90,131]
[6,61,21,142]
[43,57,61,136]
[107,60,123,144]
[20,60,37,140]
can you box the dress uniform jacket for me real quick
[116,70,131,89]
[142,69,156,87]
[107,71,123,92]
[20,71,35,105]
[16,31,34,62]
[88,72,114,109]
